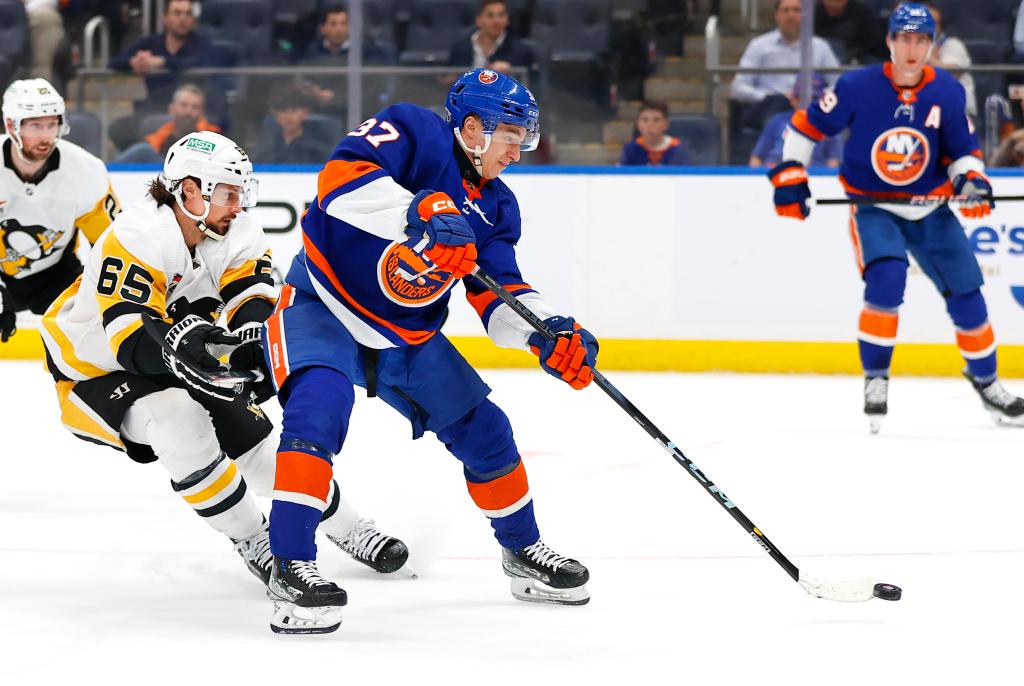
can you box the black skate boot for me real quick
[864,376,889,434]
[268,557,347,634]
[501,540,590,606]
[965,372,1024,426]
[326,518,411,575]
[232,520,272,586]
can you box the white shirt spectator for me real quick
[730,29,840,104]
[1015,0,1024,55]
[935,34,976,117]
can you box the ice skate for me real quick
[501,540,590,606]
[268,557,347,634]
[965,372,1024,426]
[232,519,272,586]
[326,518,414,577]
[864,376,888,434]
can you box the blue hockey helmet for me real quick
[445,68,540,154]
[888,3,936,40]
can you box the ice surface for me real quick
[2,361,1022,683]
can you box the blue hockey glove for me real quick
[952,171,994,219]
[528,316,599,390]
[768,161,811,220]
[405,189,477,278]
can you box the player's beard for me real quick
[20,141,54,162]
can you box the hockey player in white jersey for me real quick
[1,78,121,343]
[41,131,409,594]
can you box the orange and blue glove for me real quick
[528,316,599,390]
[952,171,994,219]
[406,189,477,278]
[768,160,811,220]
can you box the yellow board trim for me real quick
[6,332,1024,377]
[182,462,238,505]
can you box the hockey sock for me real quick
[437,399,540,549]
[171,453,264,541]
[858,259,906,376]
[947,290,997,384]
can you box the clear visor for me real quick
[489,128,540,152]
[209,179,259,208]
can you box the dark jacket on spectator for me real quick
[251,130,329,165]
[448,31,533,68]
[108,32,219,110]
[814,0,887,63]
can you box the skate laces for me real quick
[234,524,272,571]
[981,380,1017,407]
[522,540,570,572]
[865,377,888,403]
[340,518,391,562]
[291,560,332,587]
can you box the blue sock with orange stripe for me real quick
[947,290,997,384]
[858,259,906,376]
[269,366,355,560]
[437,399,540,550]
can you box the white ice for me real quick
[2,361,1022,683]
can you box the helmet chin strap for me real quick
[454,128,492,178]
[172,186,225,242]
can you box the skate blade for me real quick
[990,410,1024,427]
[270,600,343,635]
[509,577,590,606]
[868,415,884,434]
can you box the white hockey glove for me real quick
[162,314,245,401]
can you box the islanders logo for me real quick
[478,69,499,84]
[377,236,456,307]
[870,127,930,186]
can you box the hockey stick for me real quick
[469,267,901,603]
[141,316,261,386]
[812,194,1024,206]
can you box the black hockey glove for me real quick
[0,284,15,343]
[227,322,275,404]
[163,314,244,402]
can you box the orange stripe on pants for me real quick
[859,308,899,339]
[275,450,333,502]
[466,461,529,512]
[849,208,865,273]
[957,322,995,354]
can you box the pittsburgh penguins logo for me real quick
[870,127,930,186]
[376,236,457,307]
[0,218,66,277]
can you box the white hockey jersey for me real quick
[41,198,276,381]
[0,135,119,282]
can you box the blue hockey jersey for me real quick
[787,63,982,198]
[288,103,549,350]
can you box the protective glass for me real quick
[209,179,259,208]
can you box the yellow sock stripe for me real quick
[183,462,239,505]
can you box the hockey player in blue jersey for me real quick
[768,3,1024,433]
[260,68,598,633]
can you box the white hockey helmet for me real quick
[160,131,258,241]
[2,78,69,154]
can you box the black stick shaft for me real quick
[814,194,1024,206]
[469,267,801,583]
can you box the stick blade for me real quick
[797,574,879,603]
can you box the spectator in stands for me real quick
[619,101,689,166]
[298,2,393,118]
[813,0,887,64]
[449,0,533,70]
[1015,0,1024,59]
[113,83,221,163]
[730,0,840,132]
[108,0,217,111]
[926,3,977,118]
[23,0,66,83]
[989,128,1024,167]
[749,76,842,168]
[251,88,329,165]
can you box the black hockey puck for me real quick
[872,583,902,601]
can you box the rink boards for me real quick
[4,167,1023,376]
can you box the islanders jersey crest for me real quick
[870,127,930,186]
[377,235,457,307]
